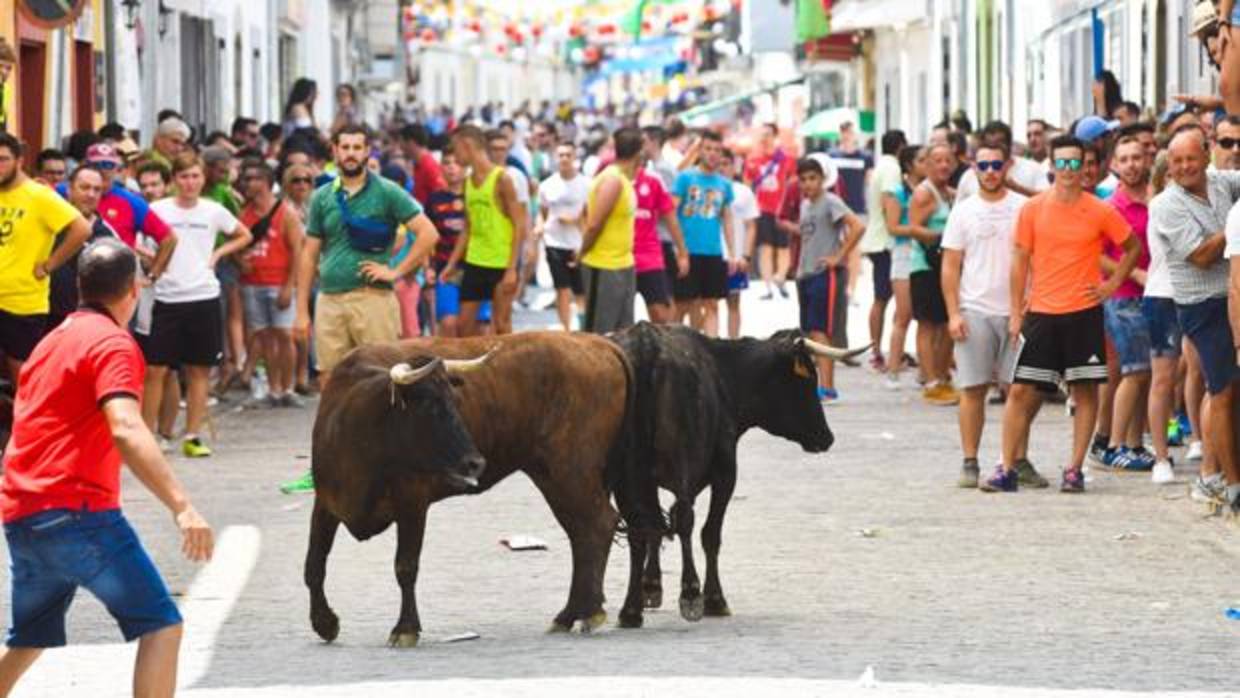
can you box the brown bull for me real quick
[304,332,654,647]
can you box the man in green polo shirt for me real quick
[282,124,438,494]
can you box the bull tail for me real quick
[605,337,666,538]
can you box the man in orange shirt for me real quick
[983,135,1141,494]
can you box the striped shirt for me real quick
[1148,171,1240,305]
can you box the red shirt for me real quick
[633,169,674,273]
[0,310,146,522]
[745,149,796,215]
[240,201,293,287]
[412,151,447,207]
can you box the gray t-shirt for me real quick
[797,192,852,279]
[1148,171,1240,305]
[650,157,679,243]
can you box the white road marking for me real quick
[12,525,261,698]
[182,676,1236,698]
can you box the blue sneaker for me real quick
[1122,447,1156,472]
[978,465,1018,493]
[818,387,840,404]
[1177,412,1192,438]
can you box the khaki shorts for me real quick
[315,287,401,372]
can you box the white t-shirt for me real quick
[729,181,760,258]
[1145,215,1174,300]
[151,198,240,303]
[940,190,1028,316]
[954,157,1049,203]
[538,172,589,250]
[506,166,531,205]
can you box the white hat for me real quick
[808,153,839,189]
[1192,0,1217,35]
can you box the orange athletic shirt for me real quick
[1013,191,1131,314]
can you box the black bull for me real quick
[612,323,864,628]
[304,332,661,646]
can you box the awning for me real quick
[678,77,806,125]
[829,0,929,32]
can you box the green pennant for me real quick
[796,0,831,42]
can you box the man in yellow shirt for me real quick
[0,133,91,383]
[581,127,641,333]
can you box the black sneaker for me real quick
[958,459,980,488]
[978,465,1018,493]
[1015,458,1049,489]
[1060,467,1086,493]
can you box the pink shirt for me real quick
[1106,186,1150,300]
[633,169,674,273]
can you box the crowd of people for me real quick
[3,3,1240,516]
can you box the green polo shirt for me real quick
[307,173,422,295]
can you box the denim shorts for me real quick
[1103,297,1152,375]
[1177,296,1240,395]
[242,284,295,330]
[1142,297,1181,359]
[4,508,181,647]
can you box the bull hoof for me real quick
[618,608,644,629]
[387,630,419,648]
[311,608,340,643]
[547,620,572,634]
[574,611,608,634]
[703,597,732,617]
[642,586,663,609]
[679,594,704,622]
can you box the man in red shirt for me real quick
[0,239,212,698]
[745,123,796,298]
[399,123,447,206]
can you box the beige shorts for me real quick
[314,287,401,372]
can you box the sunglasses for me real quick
[975,160,1005,173]
[1219,138,1240,151]
[92,161,120,171]
[288,177,313,185]
[1053,158,1083,172]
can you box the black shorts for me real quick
[867,251,893,302]
[910,268,947,323]
[674,255,728,301]
[755,213,789,248]
[147,298,223,367]
[637,269,672,308]
[545,247,583,294]
[460,263,506,303]
[661,242,679,286]
[0,310,47,362]
[1014,305,1108,392]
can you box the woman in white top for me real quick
[282,78,318,138]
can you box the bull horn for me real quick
[802,338,872,361]
[390,358,442,385]
[443,347,497,373]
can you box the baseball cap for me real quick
[85,143,123,167]
[1192,0,1217,35]
[808,153,839,190]
[1160,102,1193,127]
[1073,115,1119,143]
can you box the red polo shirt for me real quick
[0,310,146,522]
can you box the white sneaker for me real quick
[883,373,903,391]
[1186,441,1204,462]
[1151,459,1175,485]
[157,436,176,454]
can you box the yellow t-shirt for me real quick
[0,180,81,315]
[582,166,636,270]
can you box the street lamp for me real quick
[120,0,141,29]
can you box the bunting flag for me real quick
[796,0,831,42]
[621,0,683,38]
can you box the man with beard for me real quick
[0,134,91,385]
[49,167,122,329]
[941,143,1035,489]
[284,125,438,494]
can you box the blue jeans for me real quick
[4,509,181,647]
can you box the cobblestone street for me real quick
[2,290,1237,697]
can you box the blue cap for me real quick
[1160,102,1191,127]
[1074,115,1120,143]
